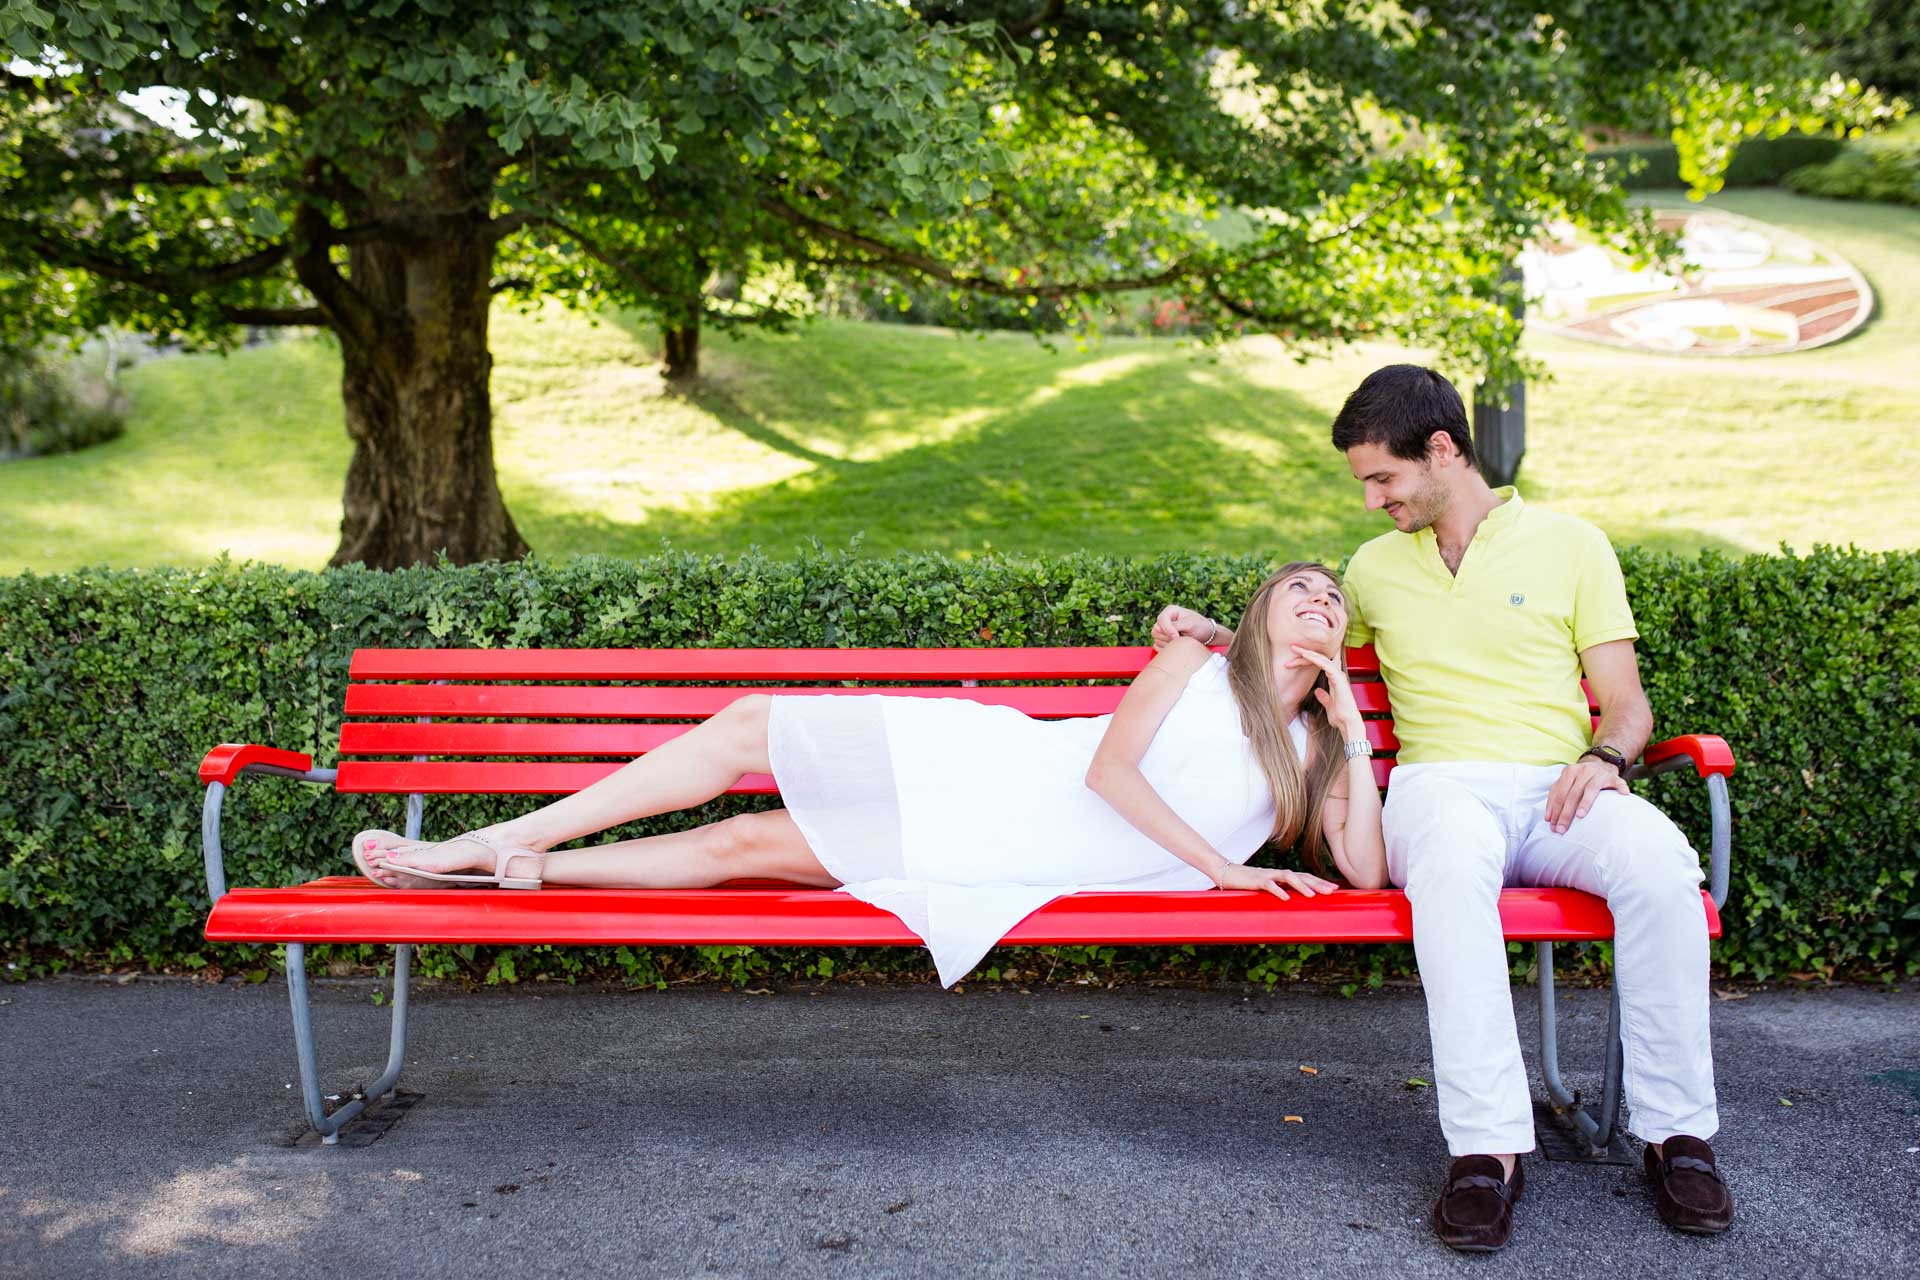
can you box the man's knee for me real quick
[1566,794,1704,905]
[1384,774,1504,893]
[1577,793,1704,895]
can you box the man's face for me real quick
[1346,440,1450,533]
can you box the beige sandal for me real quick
[352,829,544,890]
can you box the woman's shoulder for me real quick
[1187,649,1230,686]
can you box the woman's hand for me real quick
[1286,644,1364,738]
[1213,863,1340,899]
[1151,605,1219,651]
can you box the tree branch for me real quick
[76,168,226,192]
[485,210,538,244]
[919,1,1063,40]
[12,222,290,292]
[220,305,326,326]
[290,201,380,348]
[320,220,407,247]
[759,194,1194,298]
[1,68,84,99]
[537,217,688,301]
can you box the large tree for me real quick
[0,1,1886,567]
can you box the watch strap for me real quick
[1579,745,1628,776]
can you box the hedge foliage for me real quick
[2,548,1915,987]
[1786,135,1920,206]
[1593,134,1845,190]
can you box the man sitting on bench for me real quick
[1155,364,1731,1251]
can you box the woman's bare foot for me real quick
[351,829,542,889]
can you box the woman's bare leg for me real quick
[372,811,836,890]
[360,695,775,872]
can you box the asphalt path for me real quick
[2,978,1915,1279]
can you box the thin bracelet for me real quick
[1203,619,1219,646]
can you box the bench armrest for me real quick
[199,743,318,786]
[200,743,337,904]
[1631,734,1736,781]
[1628,735,1735,911]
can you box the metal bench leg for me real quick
[286,941,414,1144]
[1537,941,1627,1154]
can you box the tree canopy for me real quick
[0,1,1891,566]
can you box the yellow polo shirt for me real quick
[1343,489,1637,766]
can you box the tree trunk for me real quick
[328,221,529,569]
[662,313,700,381]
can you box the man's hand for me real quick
[1213,864,1340,899]
[1152,605,1216,651]
[1544,757,1630,834]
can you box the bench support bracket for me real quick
[286,941,414,1144]
[282,794,426,1144]
[1535,940,1624,1155]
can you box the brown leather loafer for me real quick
[1432,1155,1525,1252]
[1646,1135,1734,1234]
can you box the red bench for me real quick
[199,645,1734,1146]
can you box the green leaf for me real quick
[245,205,286,238]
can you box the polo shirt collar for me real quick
[1481,486,1524,537]
[1413,486,1524,550]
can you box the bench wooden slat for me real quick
[204,879,1720,946]
[342,681,1396,719]
[332,758,1399,795]
[336,762,779,795]
[337,718,1403,758]
[352,646,1179,681]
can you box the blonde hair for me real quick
[1224,561,1349,877]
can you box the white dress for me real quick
[766,653,1297,985]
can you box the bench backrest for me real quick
[335,646,1600,797]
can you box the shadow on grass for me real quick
[510,340,1388,562]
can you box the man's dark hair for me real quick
[1329,364,1476,469]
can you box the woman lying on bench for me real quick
[353,561,1388,985]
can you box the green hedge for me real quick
[2,548,1916,987]
[1593,134,1846,190]
[1786,136,1920,206]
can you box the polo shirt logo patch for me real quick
[1510,593,1526,606]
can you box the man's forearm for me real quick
[1590,699,1654,764]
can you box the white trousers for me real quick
[1383,762,1720,1156]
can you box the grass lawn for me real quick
[2,188,1915,573]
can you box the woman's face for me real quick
[1263,569,1347,660]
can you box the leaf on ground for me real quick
[1713,988,1751,1001]
[1779,1097,1793,1106]
[1406,1077,1431,1089]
